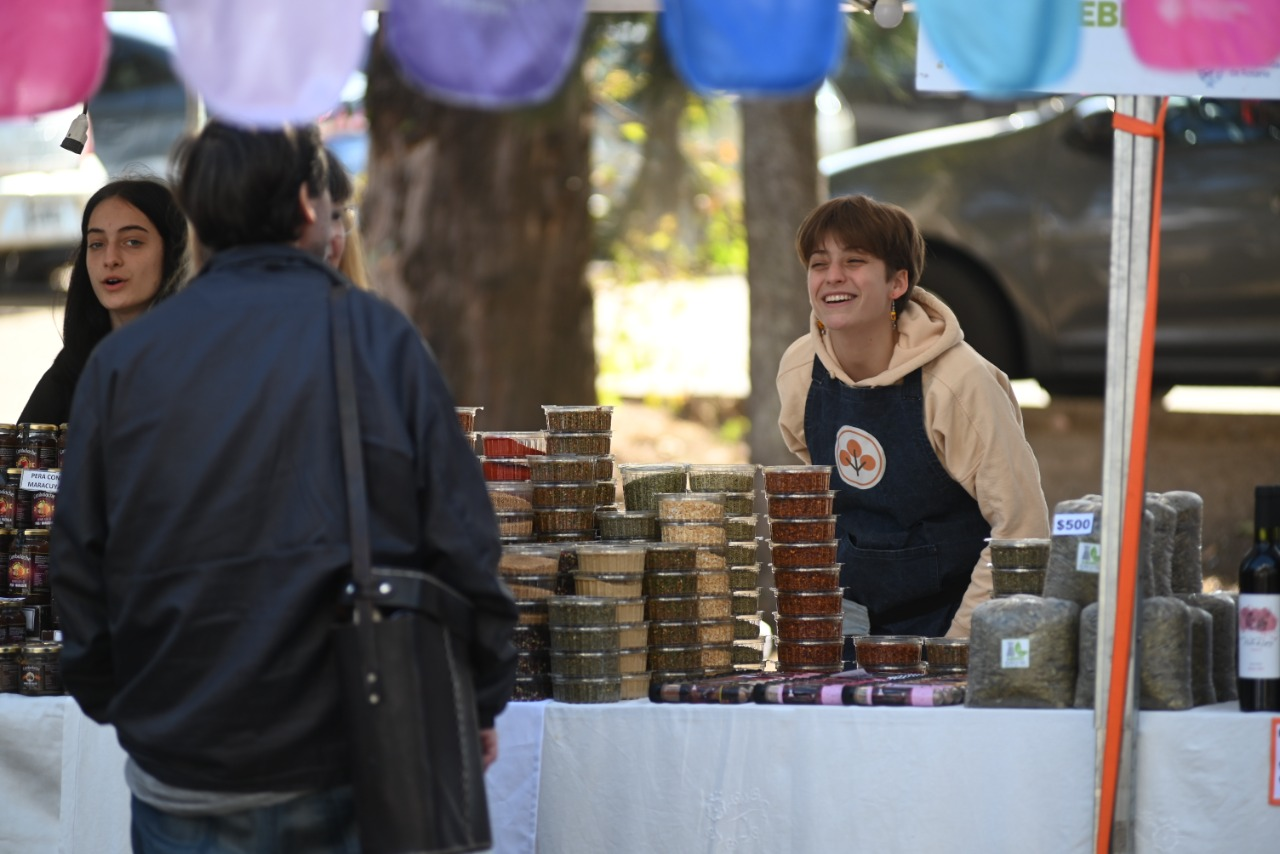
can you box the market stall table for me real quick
[7,694,1278,853]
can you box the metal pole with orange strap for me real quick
[1092,94,1170,854]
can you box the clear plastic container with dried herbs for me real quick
[550,625,623,652]
[730,590,760,616]
[646,594,701,622]
[516,650,550,676]
[855,635,924,672]
[455,406,483,433]
[649,619,700,646]
[988,537,1051,569]
[775,614,843,641]
[542,405,614,433]
[512,674,552,701]
[620,670,650,700]
[687,464,758,494]
[698,594,733,620]
[991,566,1047,597]
[645,570,700,596]
[695,570,730,595]
[734,615,762,640]
[772,588,844,617]
[656,492,726,522]
[547,596,619,626]
[613,597,646,623]
[732,639,765,667]
[762,465,832,494]
[766,491,836,519]
[768,540,839,568]
[725,540,759,566]
[660,520,726,546]
[729,564,760,591]
[694,546,727,570]
[515,599,550,626]
[643,542,697,571]
[573,572,643,598]
[721,492,756,516]
[776,638,843,670]
[503,574,559,602]
[550,650,621,677]
[529,455,599,483]
[701,644,733,672]
[620,463,688,512]
[924,637,970,673]
[500,544,563,577]
[617,621,648,649]
[576,543,646,575]
[771,565,841,592]
[488,481,534,513]
[768,516,838,544]
[618,647,648,674]
[532,482,598,509]
[546,432,612,457]
[698,619,735,645]
[649,644,702,671]
[595,480,617,506]
[495,511,535,540]
[596,510,659,541]
[512,624,551,652]
[551,674,621,704]
[535,507,597,534]
[724,515,757,541]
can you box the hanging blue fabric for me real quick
[915,0,1080,94]
[385,0,588,110]
[661,0,846,97]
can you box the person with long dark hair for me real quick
[18,178,189,425]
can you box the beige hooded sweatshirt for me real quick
[776,288,1049,636]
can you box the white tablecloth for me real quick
[7,695,1278,853]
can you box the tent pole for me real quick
[1093,94,1158,854]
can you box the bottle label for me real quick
[1239,593,1280,680]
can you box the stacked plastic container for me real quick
[763,465,843,673]
[535,405,616,542]
[477,430,545,543]
[688,464,764,671]
[654,491,733,677]
[498,543,563,700]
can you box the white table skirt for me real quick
[6,695,1277,853]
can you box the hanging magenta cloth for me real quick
[0,0,108,118]
[160,0,367,127]
[1127,0,1280,70]
[385,0,588,109]
[660,0,845,96]
[915,0,1080,93]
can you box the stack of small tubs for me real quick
[548,590,649,703]
[539,406,616,541]
[763,465,843,673]
[653,492,734,676]
[643,543,702,683]
[498,543,563,700]
[689,464,764,670]
[455,406,482,447]
[477,430,545,542]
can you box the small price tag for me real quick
[19,469,60,493]
[1076,542,1102,574]
[1001,638,1031,669]
[1271,718,1280,806]
[1053,512,1094,536]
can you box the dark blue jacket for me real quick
[51,244,516,792]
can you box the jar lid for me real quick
[23,529,50,537]
[23,642,59,654]
[26,424,59,432]
[0,644,21,654]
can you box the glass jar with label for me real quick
[21,530,50,600]
[0,643,21,693]
[0,424,17,470]
[31,471,57,530]
[20,642,62,696]
[16,424,58,470]
[7,531,31,598]
[5,469,31,529]
[0,469,17,529]
[0,599,24,642]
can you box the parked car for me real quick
[821,95,1280,394]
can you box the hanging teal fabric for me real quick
[0,0,108,118]
[385,0,588,110]
[915,0,1080,93]
[661,0,845,97]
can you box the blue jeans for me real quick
[130,787,360,854]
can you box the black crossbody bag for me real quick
[328,283,492,854]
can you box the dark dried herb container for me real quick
[660,520,726,546]
[772,588,845,617]
[855,635,924,671]
[545,432,612,457]
[596,510,659,541]
[725,540,760,566]
[644,542,698,571]
[724,515,757,541]
[649,619,700,646]
[721,492,756,516]
[646,594,701,622]
[455,406,482,433]
[619,464,689,513]
[734,615,762,640]
[730,590,760,616]
[649,669,706,686]
[698,619,735,645]
[924,637,970,673]
[595,455,615,481]
[991,567,1047,597]
[536,530,597,545]
[772,565,841,593]
[551,650,621,677]
[649,644,702,671]
[776,638,844,669]
[766,491,836,519]
[729,564,760,590]
[548,596,619,626]
[516,650,551,676]
[595,480,617,506]
[775,614,843,641]
[988,538,1052,569]
[768,516,838,544]
[645,570,700,596]
[768,540,839,568]
[687,464,758,493]
[529,455,600,483]
[732,639,765,666]
[542,405,614,433]
[480,431,548,457]
[657,492,726,522]
[550,625,622,652]
[552,675,621,704]
[535,507,598,534]
[479,456,533,482]
[698,594,733,620]
[511,674,552,701]
[762,465,832,494]
[532,482,598,509]
[512,624,551,652]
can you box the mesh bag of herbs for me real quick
[966,596,1079,709]
[1043,497,1155,606]
[1175,591,1236,702]
[1161,490,1204,594]
[1076,596,1208,710]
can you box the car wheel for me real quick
[919,250,1023,378]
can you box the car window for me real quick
[1164,96,1280,148]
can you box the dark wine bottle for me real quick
[1238,485,1280,711]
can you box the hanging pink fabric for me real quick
[0,0,108,118]
[1127,0,1280,70]
[385,0,588,110]
[660,0,845,97]
[160,0,367,127]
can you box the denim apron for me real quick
[804,357,989,636]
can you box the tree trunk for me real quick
[360,26,596,431]
[742,97,822,465]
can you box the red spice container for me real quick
[767,516,838,544]
[776,638,843,670]
[772,588,845,616]
[855,635,924,673]
[765,492,836,519]
[774,614,843,641]
[479,431,548,457]
[771,565,841,592]
[768,540,839,568]
[762,465,832,494]
[479,456,533,482]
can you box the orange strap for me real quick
[1096,97,1169,854]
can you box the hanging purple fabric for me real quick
[915,0,1080,93]
[660,0,845,97]
[160,0,368,127]
[0,0,108,118]
[1127,0,1280,71]
[385,0,588,110]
